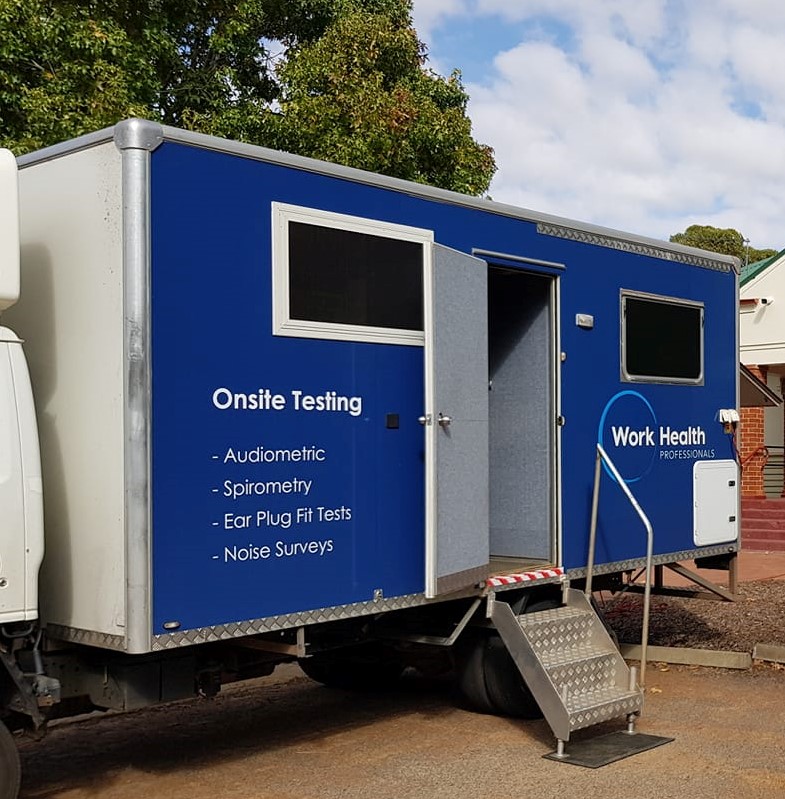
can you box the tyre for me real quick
[455,633,496,715]
[298,644,404,691]
[482,635,543,719]
[0,722,20,799]
[457,595,561,719]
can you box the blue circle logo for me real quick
[597,391,658,484]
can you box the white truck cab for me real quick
[0,148,44,624]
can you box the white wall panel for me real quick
[4,143,126,638]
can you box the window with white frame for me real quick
[272,203,433,345]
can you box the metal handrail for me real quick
[740,444,769,470]
[585,443,654,688]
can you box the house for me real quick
[739,251,785,549]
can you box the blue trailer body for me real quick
[6,122,744,798]
[145,134,739,637]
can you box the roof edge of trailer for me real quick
[17,118,739,274]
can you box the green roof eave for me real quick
[741,248,785,286]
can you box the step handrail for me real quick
[585,443,653,688]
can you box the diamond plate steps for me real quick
[490,587,644,744]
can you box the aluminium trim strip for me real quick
[536,222,734,272]
[46,624,127,651]
[151,591,440,651]
[151,562,567,651]
[471,248,566,271]
[18,119,738,273]
[48,545,736,652]
[564,543,739,581]
[117,121,156,654]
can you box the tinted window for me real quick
[624,296,703,381]
[289,222,423,331]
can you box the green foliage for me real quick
[670,225,777,263]
[255,9,495,194]
[0,0,495,195]
[0,1,151,151]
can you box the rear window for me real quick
[622,293,703,383]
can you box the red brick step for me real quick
[741,498,785,551]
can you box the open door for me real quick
[424,244,489,598]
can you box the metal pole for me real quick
[640,533,653,689]
[585,451,602,598]
[596,444,653,689]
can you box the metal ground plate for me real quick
[543,731,674,768]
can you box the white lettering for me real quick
[316,506,352,522]
[610,424,707,448]
[275,539,334,558]
[291,390,363,417]
[255,510,292,529]
[224,544,272,562]
[212,387,363,416]
[659,426,707,447]
[212,388,286,411]
[222,478,312,499]
[222,446,326,464]
[611,426,655,447]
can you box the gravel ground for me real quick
[13,578,785,798]
[18,658,785,799]
[601,578,785,653]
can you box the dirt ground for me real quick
[15,660,785,799]
[603,578,785,652]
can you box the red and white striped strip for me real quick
[486,567,564,588]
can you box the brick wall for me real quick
[740,365,767,497]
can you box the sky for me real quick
[411,0,785,251]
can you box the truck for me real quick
[0,119,740,795]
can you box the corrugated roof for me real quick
[741,249,785,286]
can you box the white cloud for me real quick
[411,0,470,42]
[412,0,785,248]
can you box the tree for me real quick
[0,0,495,195]
[262,9,496,195]
[670,225,777,264]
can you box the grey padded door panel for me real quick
[425,244,489,597]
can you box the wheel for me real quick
[298,644,404,691]
[0,722,20,799]
[482,635,543,719]
[456,595,561,719]
[455,633,496,715]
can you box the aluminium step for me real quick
[490,589,644,744]
[566,686,643,732]
[518,607,641,732]
[542,645,621,690]
[517,605,595,652]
